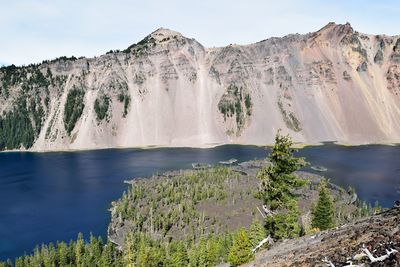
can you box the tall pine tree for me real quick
[257,131,308,239]
[312,180,335,230]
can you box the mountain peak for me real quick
[150,27,183,41]
[123,27,185,53]
[317,22,354,34]
[310,22,355,43]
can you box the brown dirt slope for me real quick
[245,206,400,266]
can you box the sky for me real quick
[1,0,399,66]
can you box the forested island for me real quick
[1,133,396,267]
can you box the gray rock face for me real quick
[1,23,400,151]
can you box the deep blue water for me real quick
[0,144,399,260]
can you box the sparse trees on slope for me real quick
[312,180,335,230]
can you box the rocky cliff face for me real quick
[1,23,400,151]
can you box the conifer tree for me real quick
[123,233,136,267]
[57,241,69,266]
[170,241,188,267]
[312,180,335,230]
[75,233,85,267]
[137,239,164,267]
[228,228,254,266]
[101,241,118,267]
[84,235,102,266]
[206,237,219,266]
[137,241,149,267]
[257,131,308,239]
[265,199,301,239]
[197,237,208,267]
[249,218,266,247]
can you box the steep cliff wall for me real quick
[1,23,400,151]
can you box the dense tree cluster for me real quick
[120,220,264,267]
[0,234,121,267]
[64,87,85,135]
[0,64,20,97]
[0,64,62,150]
[94,95,110,121]
[0,220,266,266]
[122,231,233,267]
[218,84,252,130]
[0,97,44,150]
[0,65,53,97]
[28,68,50,88]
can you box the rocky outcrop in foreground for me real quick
[245,206,400,266]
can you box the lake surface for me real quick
[0,144,399,260]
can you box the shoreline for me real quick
[1,141,399,154]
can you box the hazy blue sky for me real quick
[1,0,399,65]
